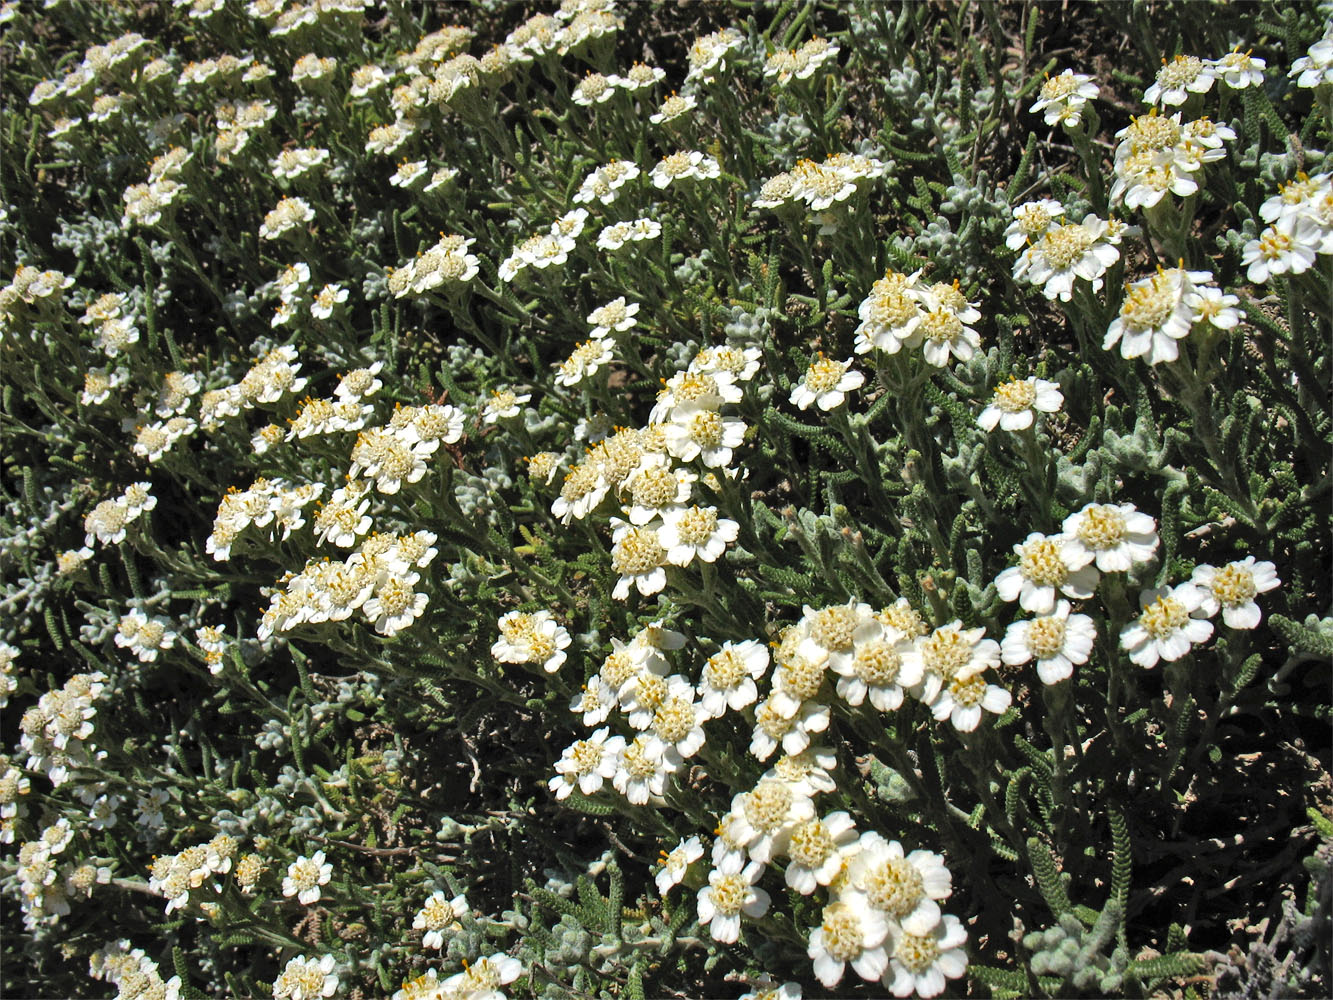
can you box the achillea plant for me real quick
[1,1,1330,998]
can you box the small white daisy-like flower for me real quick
[1060,502,1159,573]
[994,533,1099,614]
[282,851,332,906]
[649,149,721,188]
[697,860,769,944]
[1241,217,1320,284]
[831,619,921,712]
[1029,69,1099,127]
[976,376,1063,431]
[362,574,429,636]
[780,810,859,895]
[481,389,531,423]
[413,891,467,950]
[613,733,677,804]
[1004,198,1066,251]
[882,912,969,999]
[1144,54,1217,106]
[789,354,865,411]
[610,61,666,90]
[1212,47,1266,89]
[549,727,625,800]
[572,70,615,105]
[1104,266,1213,365]
[259,196,314,241]
[610,518,669,599]
[807,893,891,987]
[586,297,639,337]
[749,699,830,761]
[698,640,769,718]
[1120,583,1214,667]
[930,672,1011,732]
[272,953,338,1000]
[1191,558,1280,630]
[657,505,739,566]
[309,283,348,320]
[555,337,615,387]
[655,835,703,894]
[662,403,746,468]
[849,832,952,934]
[1000,600,1097,685]
[1291,27,1333,88]
[650,92,697,124]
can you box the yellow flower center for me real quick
[804,356,848,395]
[611,528,666,576]
[1025,616,1067,659]
[810,606,859,650]
[744,780,793,832]
[895,930,941,973]
[863,856,924,917]
[705,649,748,690]
[820,902,864,961]
[1018,538,1069,587]
[652,698,695,744]
[1120,271,1178,332]
[788,819,834,868]
[1077,505,1128,550]
[854,640,902,686]
[1210,564,1257,607]
[993,377,1037,413]
[1140,595,1188,639]
[1039,224,1095,270]
[676,506,719,546]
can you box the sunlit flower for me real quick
[1120,583,1214,667]
[1191,558,1280,629]
[977,376,1063,431]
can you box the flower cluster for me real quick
[389,234,480,297]
[148,833,240,914]
[755,152,887,214]
[853,269,983,366]
[1243,171,1332,283]
[492,611,573,674]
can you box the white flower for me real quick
[662,403,746,468]
[1018,214,1128,301]
[1120,583,1214,667]
[929,672,1011,731]
[907,622,1001,702]
[697,860,769,944]
[657,505,738,566]
[1060,502,1159,573]
[555,336,614,388]
[1212,47,1266,89]
[1291,28,1333,88]
[572,70,614,105]
[413,891,467,950]
[259,196,314,241]
[309,283,347,320]
[1242,217,1320,283]
[749,699,830,761]
[610,519,669,599]
[272,954,338,1000]
[1004,198,1066,251]
[282,852,332,906]
[114,609,178,664]
[994,533,1099,614]
[549,727,625,799]
[1144,54,1216,106]
[698,640,769,718]
[481,389,531,423]
[1001,601,1097,684]
[849,832,952,934]
[789,355,864,411]
[882,913,969,999]
[1029,69,1099,126]
[650,92,697,124]
[649,150,721,188]
[976,376,1063,431]
[831,620,921,711]
[1104,267,1213,365]
[362,575,429,635]
[490,610,571,672]
[779,810,858,894]
[610,62,666,90]
[1191,558,1280,629]
[613,734,677,804]
[586,297,639,336]
[808,894,891,987]
[722,778,815,863]
[655,836,703,894]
